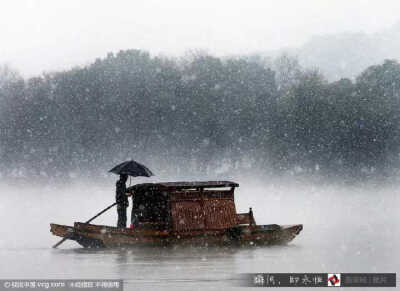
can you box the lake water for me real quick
[0,179,399,290]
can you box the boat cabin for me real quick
[127,181,255,232]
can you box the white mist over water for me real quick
[0,179,399,290]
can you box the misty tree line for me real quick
[0,50,400,179]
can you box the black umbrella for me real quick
[109,160,154,177]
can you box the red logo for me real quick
[328,274,341,287]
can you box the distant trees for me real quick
[272,59,400,177]
[0,51,399,180]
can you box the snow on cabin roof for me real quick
[128,181,239,192]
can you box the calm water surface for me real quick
[1,181,399,290]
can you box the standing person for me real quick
[116,174,129,228]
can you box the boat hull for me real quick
[50,222,302,248]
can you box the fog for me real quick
[0,179,398,290]
[2,0,400,77]
[1,1,400,289]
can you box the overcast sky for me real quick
[1,0,400,77]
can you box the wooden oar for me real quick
[52,202,117,248]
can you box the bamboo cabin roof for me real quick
[128,181,239,192]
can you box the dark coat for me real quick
[116,180,128,207]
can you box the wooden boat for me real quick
[50,181,302,248]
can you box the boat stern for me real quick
[50,223,74,238]
[50,223,106,248]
